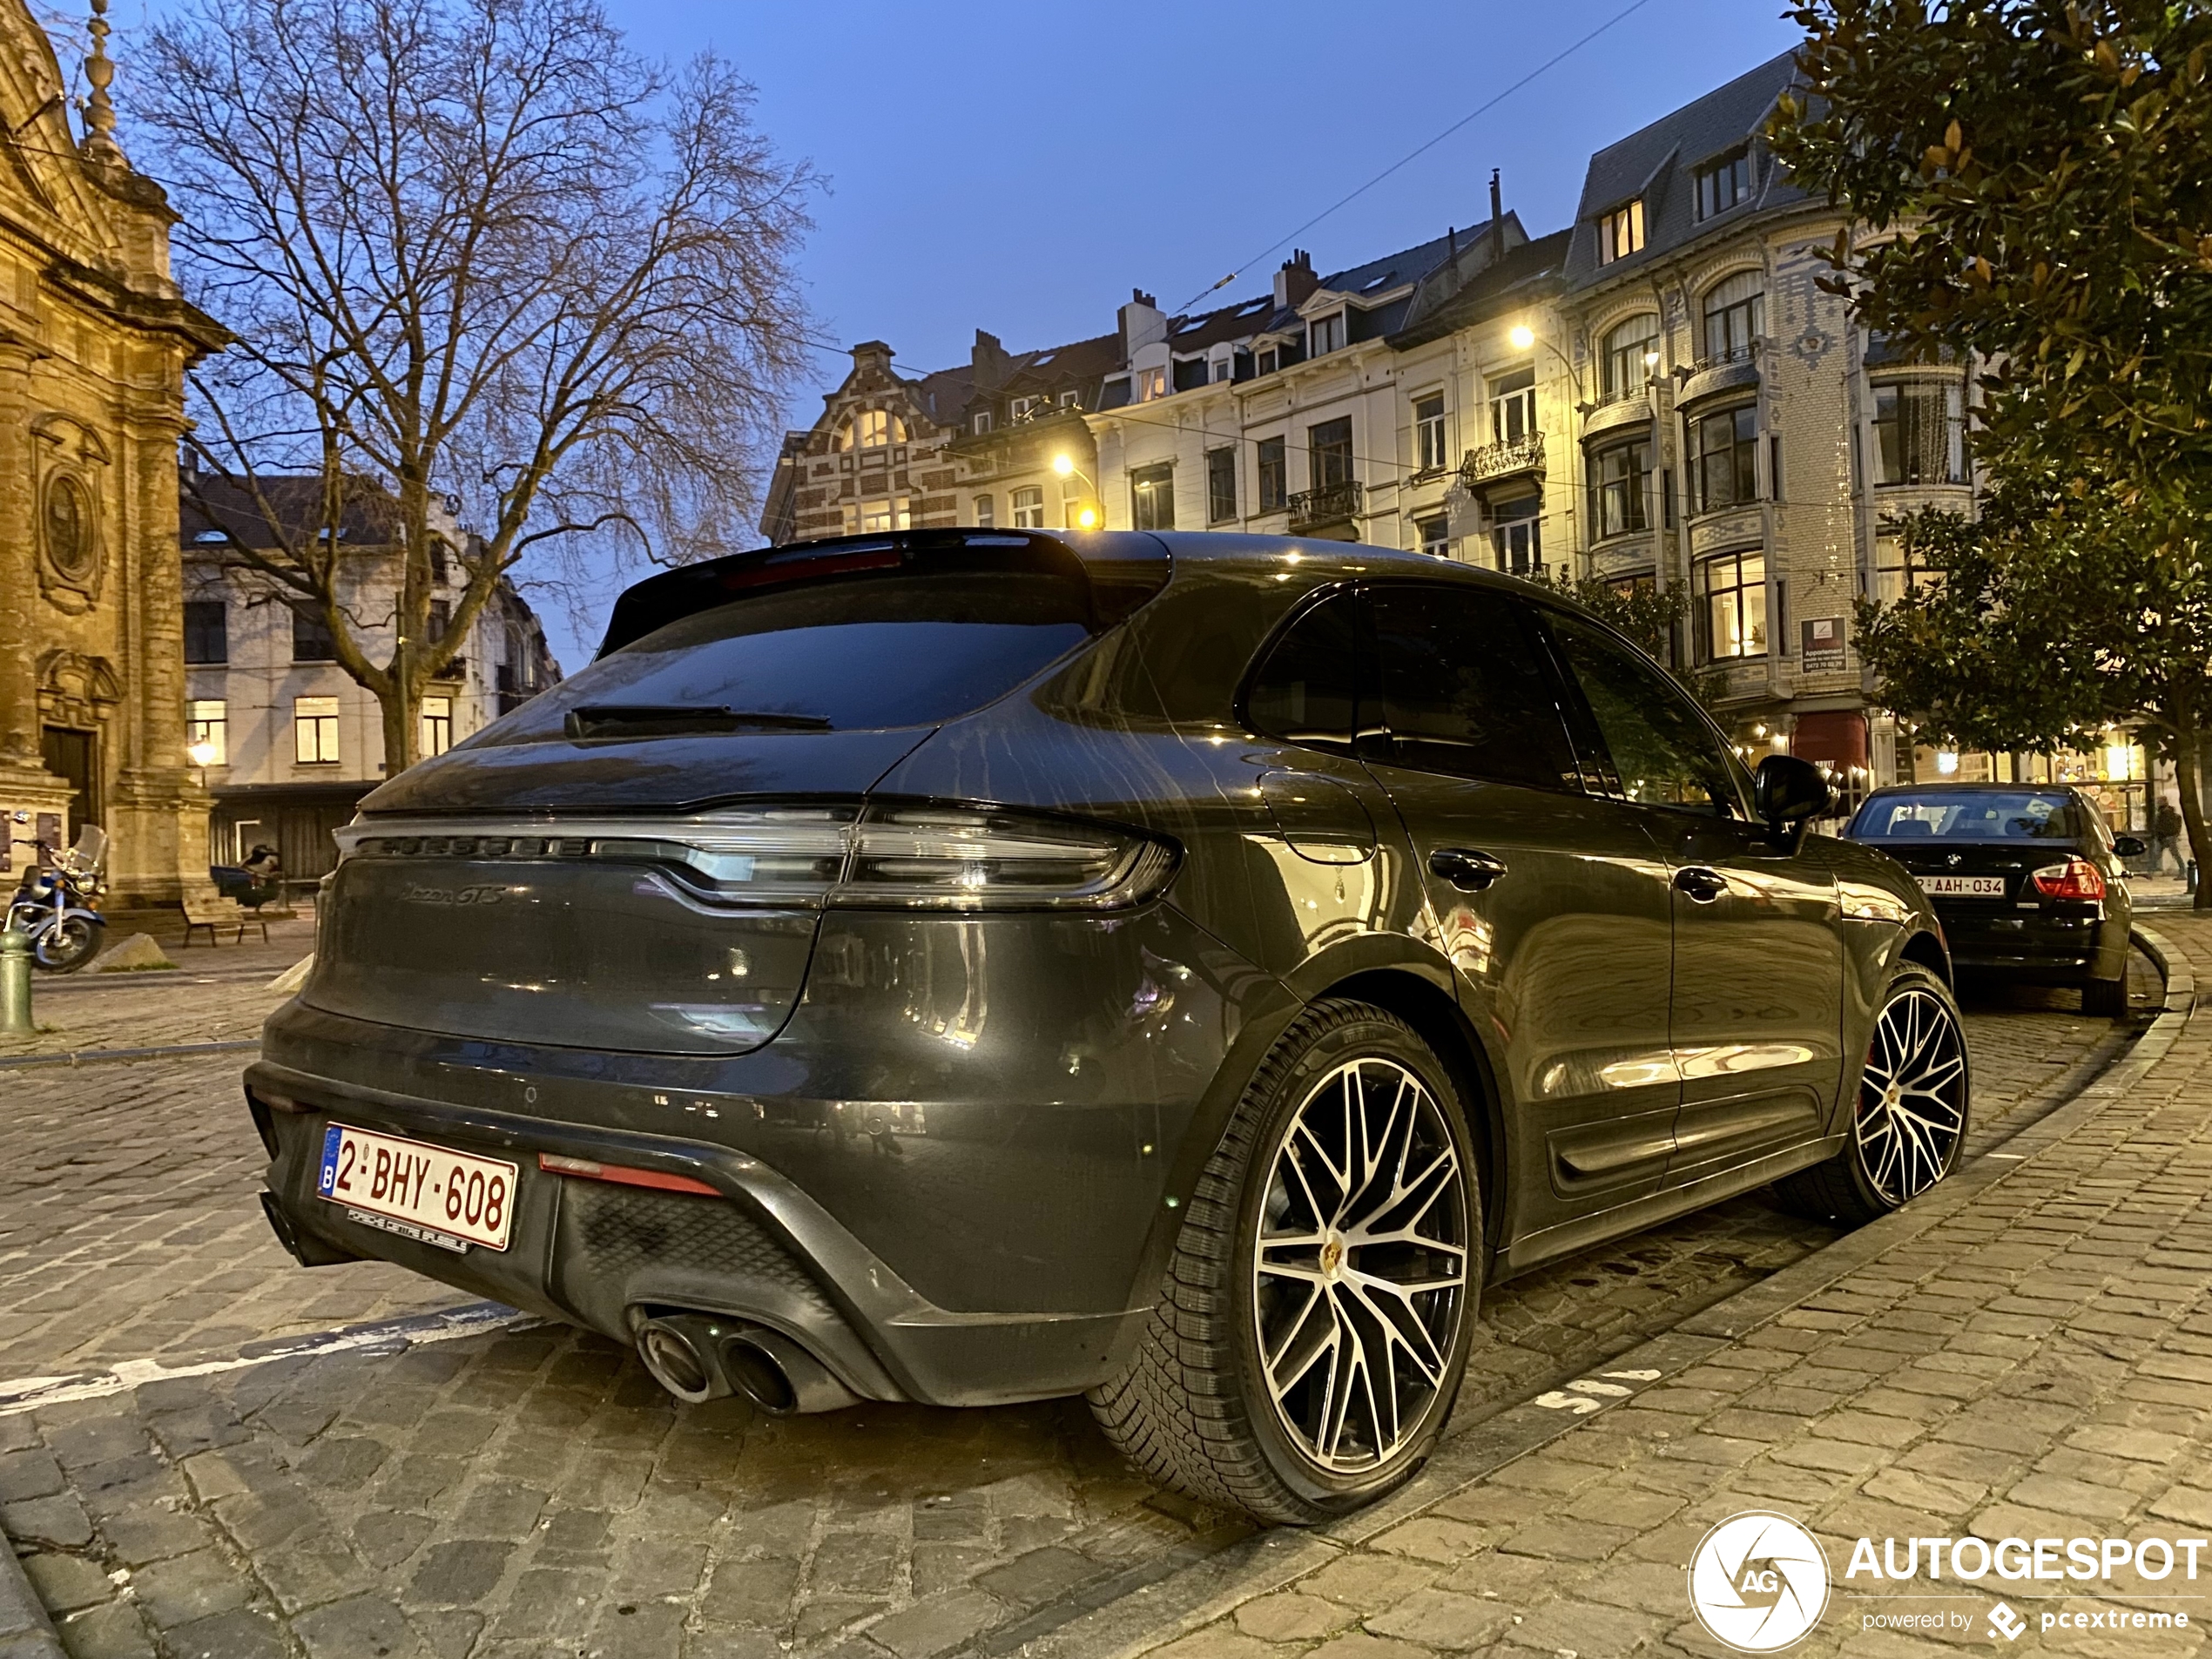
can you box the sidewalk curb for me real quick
[0,1537,66,1659]
[1015,930,2195,1659]
[0,1037,260,1071]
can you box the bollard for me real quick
[0,927,31,1035]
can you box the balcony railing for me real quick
[1286,478,1363,532]
[1460,429,1546,489]
[1691,340,1760,374]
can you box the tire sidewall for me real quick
[1845,964,1971,1212]
[1226,1008,1481,1515]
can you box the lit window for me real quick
[1698,549,1768,661]
[420,695,453,758]
[1010,486,1044,529]
[187,699,226,766]
[293,696,341,764]
[1696,150,1753,219]
[855,409,896,448]
[1309,313,1344,355]
[1872,532,1940,605]
[1491,496,1541,576]
[1414,395,1448,474]
[859,496,910,533]
[1488,368,1536,445]
[1598,199,1644,264]
[1601,314,1661,401]
[1136,367,1167,402]
[973,494,995,528]
[1060,472,1084,528]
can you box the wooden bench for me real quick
[182,898,268,948]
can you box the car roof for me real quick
[1861,782,2084,795]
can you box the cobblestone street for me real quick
[0,926,2179,1659]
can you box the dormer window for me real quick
[1598,199,1644,265]
[973,411,993,435]
[1309,313,1345,355]
[1136,367,1167,401]
[1010,395,1041,421]
[1696,149,1753,219]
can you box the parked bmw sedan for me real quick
[252,529,1961,1522]
[1843,783,2141,1017]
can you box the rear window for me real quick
[478,570,1092,744]
[1851,791,2078,841]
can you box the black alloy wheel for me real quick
[1776,963,1970,1226]
[1088,1000,1480,1523]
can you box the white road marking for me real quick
[0,1301,535,1417]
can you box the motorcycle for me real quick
[6,813,109,972]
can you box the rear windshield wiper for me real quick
[564,704,833,740]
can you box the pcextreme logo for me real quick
[1688,1512,1832,1652]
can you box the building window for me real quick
[854,409,900,448]
[1872,382,1966,485]
[1696,149,1753,219]
[183,600,227,664]
[1491,495,1541,576]
[1697,549,1768,661]
[859,496,911,533]
[1597,199,1644,264]
[293,695,341,764]
[973,494,995,528]
[1060,473,1084,527]
[187,699,226,766]
[973,412,993,435]
[292,604,336,663]
[1413,394,1448,474]
[1130,463,1175,531]
[1692,405,1758,512]
[1489,367,1535,445]
[1872,531,1940,605]
[1416,514,1450,560]
[1258,436,1287,511]
[1702,271,1764,364]
[1136,367,1167,401]
[1010,395,1040,421]
[1308,417,1353,491]
[1589,437,1650,538]
[1058,389,1080,408]
[1601,314,1660,402]
[1309,313,1344,356]
[420,695,453,758]
[1205,448,1237,523]
[1010,486,1044,529]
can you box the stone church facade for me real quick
[0,0,226,903]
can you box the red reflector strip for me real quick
[537,1153,721,1197]
[718,546,902,591]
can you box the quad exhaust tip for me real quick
[632,1312,860,1415]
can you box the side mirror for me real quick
[2113,833,2148,858]
[1754,754,1834,832]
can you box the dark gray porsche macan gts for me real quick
[253,529,1966,1522]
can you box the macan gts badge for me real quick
[252,528,1965,1522]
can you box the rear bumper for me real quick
[252,901,1275,1406]
[1938,903,2129,982]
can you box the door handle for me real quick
[1430,847,1507,893]
[1674,865,1729,903]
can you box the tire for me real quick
[1775,963,1970,1227]
[2081,972,2128,1019]
[35,915,103,974]
[1087,999,1481,1524]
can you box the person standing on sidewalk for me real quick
[2153,798,2185,875]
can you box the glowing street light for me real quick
[1051,453,1076,476]
[186,740,218,768]
[1508,324,1535,351]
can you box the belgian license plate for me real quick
[316,1123,516,1252]
[1920,874,2006,897]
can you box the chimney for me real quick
[1489,170,1504,262]
[971,329,1012,389]
[1118,289,1166,358]
[850,340,894,381]
[1272,250,1318,309]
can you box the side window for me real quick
[1543,610,1749,816]
[1368,586,1580,792]
[1245,589,1360,757]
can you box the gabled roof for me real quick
[1564,51,1808,287]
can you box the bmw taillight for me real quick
[2029,857,2106,900]
[338,801,1179,913]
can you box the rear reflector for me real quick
[2030,858,2107,900]
[537,1153,721,1197]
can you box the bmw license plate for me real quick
[1919,874,2006,898]
[316,1123,516,1252]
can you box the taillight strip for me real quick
[537,1153,721,1197]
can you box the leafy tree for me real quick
[1774,0,2212,900]
[136,0,813,772]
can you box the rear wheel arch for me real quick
[1322,968,1505,1258]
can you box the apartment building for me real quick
[179,475,559,879]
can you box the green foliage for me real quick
[1534,571,1732,715]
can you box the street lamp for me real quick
[186,740,218,768]
[1051,453,1103,530]
[1507,321,1588,409]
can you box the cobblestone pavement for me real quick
[0,952,2159,1658]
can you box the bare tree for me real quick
[134,0,813,771]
